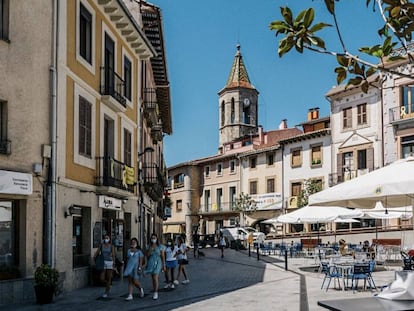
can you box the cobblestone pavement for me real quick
[2,247,400,311]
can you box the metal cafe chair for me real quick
[320,261,342,291]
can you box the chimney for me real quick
[258,125,264,143]
[312,107,320,120]
[278,119,288,129]
[307,108,314,121]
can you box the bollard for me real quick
[285,249,288,270]
[248,243,251,257]
[257,245,260,261]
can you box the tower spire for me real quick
[225,44,253,89]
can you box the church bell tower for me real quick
[218,44,259,149]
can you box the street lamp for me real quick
[138,146,154,157]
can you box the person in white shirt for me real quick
[175,235,190,285]
[164,238,179,289]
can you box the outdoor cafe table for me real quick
[318,297,414,311]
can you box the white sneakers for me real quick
[125,294,133,301]
[101,293,108,298]
[140,287,145,298]
[182,279,190,284]
[173,279,179,286]
[153,292,158,300]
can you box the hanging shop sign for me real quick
[0,170,32,195]
[98,195,122,211]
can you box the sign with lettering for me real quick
[98,195,122,210]
[0,170,32,195]
[249,193,283,210]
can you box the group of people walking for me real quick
[93,233,190,301]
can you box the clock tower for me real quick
[218,44,259,149]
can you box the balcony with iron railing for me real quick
[143,88,159,125]
[141,162,166,201]
[199,201,239,214]
[329,168,373,186]
[389,106,414,124]
[100,67,127,110]
[95,156,135,194]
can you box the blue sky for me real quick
[149,0,383,166]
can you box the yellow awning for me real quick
[163,224,183,234]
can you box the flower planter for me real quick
[34,285,55,304]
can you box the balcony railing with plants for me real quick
[141,162,166,201]
[100,67,126,107]
[96,156,135,193]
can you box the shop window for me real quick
[0,201,18,269]
[72,207,91,268]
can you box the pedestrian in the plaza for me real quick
[193,231,200,258]
[164,237,179,289]
[93,234,115,298]
[144,233,166,300]
[123,237,145,301]
[175,235,190,285]
[218,231,226,258]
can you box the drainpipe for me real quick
[46,0,58,267]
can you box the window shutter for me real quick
[367,148,374,171]
[337,153,343,181]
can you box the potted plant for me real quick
[34,264,59,304]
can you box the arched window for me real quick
[231,98,235,123]
[221,101,225,127]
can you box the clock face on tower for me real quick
[243,98,250,107]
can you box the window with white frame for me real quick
[123,55,132,102]
[74,84,96,169]
[357,103,367,125]
[343,107,352,129]
[77,0,95,72]
[79,96,92,157]
[0,0,9,41]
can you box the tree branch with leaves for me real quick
[269,0,414,93]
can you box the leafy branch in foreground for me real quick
[269,0,414,92]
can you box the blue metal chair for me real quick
[349,263,376,292]
[320,262,342,291]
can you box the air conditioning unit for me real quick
[288,196,298,209]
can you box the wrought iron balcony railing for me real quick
[96,156,135,193]
[141,162,166,201]
[100,67,126,107]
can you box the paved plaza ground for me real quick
[2,247,402,311]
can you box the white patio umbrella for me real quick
[333,218,360,223]
[362,201,413,219]
[308,157,414,208]
[277,205,364,224]
[261,217,280,224]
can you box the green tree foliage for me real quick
[269,0,414,92]
[297,179,323,207]
[234,192,256,212]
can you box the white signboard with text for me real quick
[98,195,122,211]
[250,193,282,210]
[0,170,32,195]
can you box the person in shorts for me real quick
[93,234,115,298]
[164,237,178,289]
[175,235,190,285]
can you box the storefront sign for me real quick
[250,193,283,210]
[164,206,171,217]
[98,195,122,211]
[0,170,32,195]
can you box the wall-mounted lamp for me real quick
[64,205,83,218]
[135,215,141,223]
[138,146,154,157]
